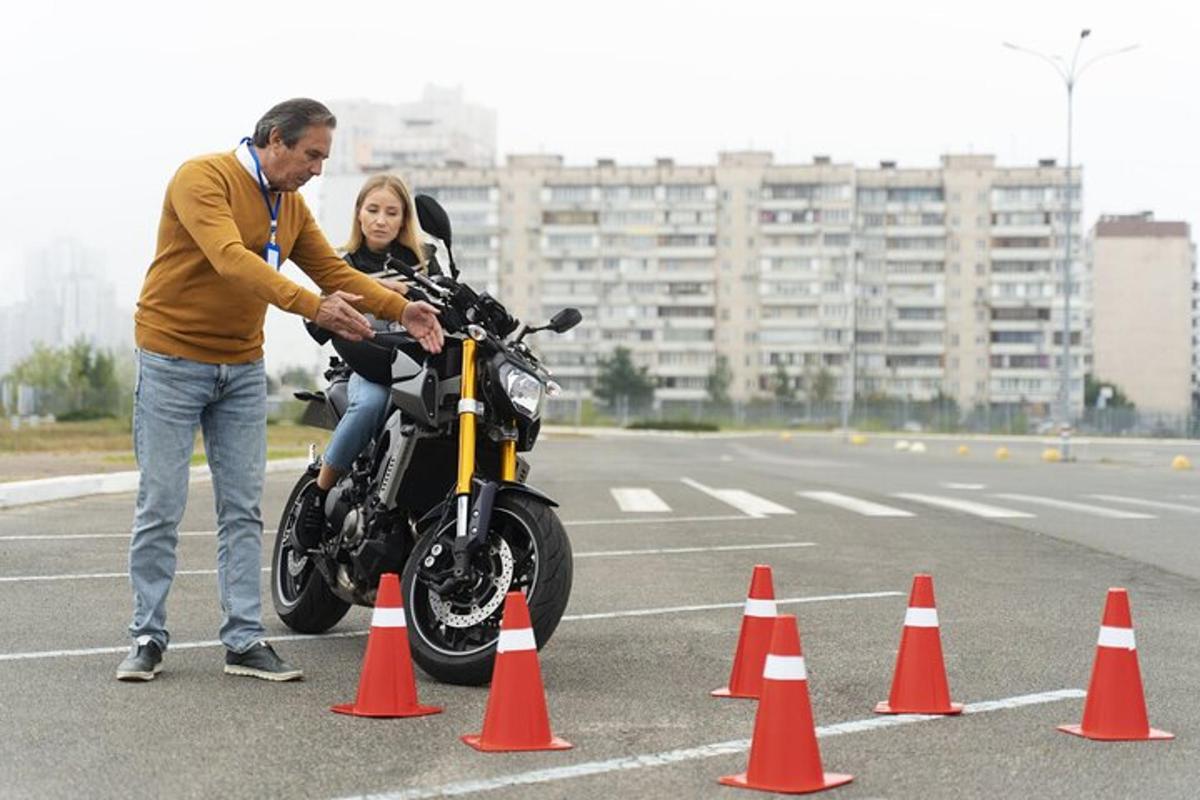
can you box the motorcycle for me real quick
[272,194,582,685]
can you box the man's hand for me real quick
[401,301,444,353]
[315,291,374,342]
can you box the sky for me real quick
[1,0,1196,371]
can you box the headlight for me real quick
[500,364,544,418]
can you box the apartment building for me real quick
[319,151,1085,417]
[1089,213,1195,416]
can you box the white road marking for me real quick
[0,591,900,662]
[565,514,755,527]
[992,493,1155,520]
[941,482,985,490]
[576,542,816,558]
[0,542,819,585]
[891,493,1034,519]
[339,689,1086,800]
[610,488,672,513]
[797,491,914,517]
[0,530,275,542]
[680,478,794,518]
[1087,494,1200,515]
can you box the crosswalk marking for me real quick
[797,491,914,517]
[891,493,1034,519]
[611,488,671,513]
[1087,495,1200,515]
[992,493,1155,520]
[680,478,794,518]
[941,482,985,490]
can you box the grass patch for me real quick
[5,418,329,457]
[626,419,721,432]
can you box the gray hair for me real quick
[252,98,337,147]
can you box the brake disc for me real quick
[427,538,514,628]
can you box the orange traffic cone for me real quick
[331,573,442,718]
[875,574,962,715]
[713,564,778,699]
[719,615,853,794]
[1058,588,1174,741]
[462,591,572,751]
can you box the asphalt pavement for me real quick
[1,432,1197,799]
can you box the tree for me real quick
[6,339,120,418]
[278,365,317,390]
[772,362,792,402]
[1085,374,1134,409]
[810,367,836,404]
[594,347,655,409]
[707,354,733,405]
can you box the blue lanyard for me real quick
[241,137,281,246]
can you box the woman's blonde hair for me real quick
[343,174,425,265]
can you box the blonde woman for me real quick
[298,174,433,546]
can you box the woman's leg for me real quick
[317,373,392,490]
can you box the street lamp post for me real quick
[1003,31,1137,460]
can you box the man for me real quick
[118,98,443,682]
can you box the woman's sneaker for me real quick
[116,639,164,681]
[224,642,303,682]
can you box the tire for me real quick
[270,471,352,634]
[401,492,572,686]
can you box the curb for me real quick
[0,458,311,511]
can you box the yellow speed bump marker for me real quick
[849,433,868,446]
[1171,455,1192,471]
[1042,448,1063,463]
[956,445,970,456]
[995,446,1010,461]
[780,432,793,441]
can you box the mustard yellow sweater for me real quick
[135,150,408,363]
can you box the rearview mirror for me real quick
[548,307,582,333]
[415,194,453,247]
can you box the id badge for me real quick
[265,242,281,270]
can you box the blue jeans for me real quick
[322,372,391,472]
[128,349,268,653]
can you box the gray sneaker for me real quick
[116,639,164,681]
[224,642,303,682]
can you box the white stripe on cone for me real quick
[743,598,777,618]
[762,654,807,681]
[904,607,939,628]
[497,627,537,653]
[1097,626,1136,650]
[372,607,407,628]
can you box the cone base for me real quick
[331,702,443,719]
[1057,723,1174,741]
[718,771,853,794]
[874,700,963,716]
[460,733,574,752]
[711,686,758,700]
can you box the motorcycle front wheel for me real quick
[401,491,573,686]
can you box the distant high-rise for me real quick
[0,238,130,374]
[318,149,1087,418]
[1089,213,1195,416]
[327,85,497,175]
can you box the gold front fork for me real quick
[500,438,517,482]
[456,338,478,496]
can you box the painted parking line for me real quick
[0,530,276,542]
[941,482,985,490]
[0,590,900,662]
[610,488,672,513]
[992,493,1155,520]
[1087,494,1200,515]
[336,688,1086,800]
[0,542,819,585]
[891,493,1034,519]
[680,478,794,518]
[0,513,764,541]
[797,491,914,517]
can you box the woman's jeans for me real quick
[127,350,268,654]
[322,373,391,472]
